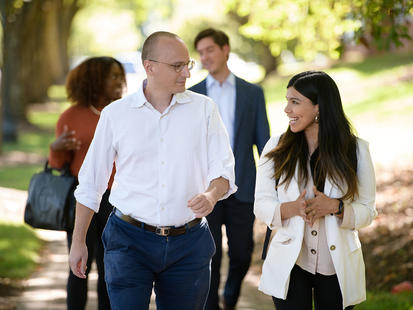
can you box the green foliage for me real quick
[352,0,413,50]
[224,0,413,63]
[0,222,42,278]
[68,0,175,56]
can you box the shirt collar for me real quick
[206,72,235,89]
[129,79,192,109]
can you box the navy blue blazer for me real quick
[189,76,270,203]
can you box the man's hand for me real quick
[69,241,88,279]
[68,202,94,278]
[305,186,339,225]
[188,193,216,218]
[187,177,229,218]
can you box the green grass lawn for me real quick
[0,222,42,278]
[263,51,413,120]
[0,110,59,190]
[358,291,413,310]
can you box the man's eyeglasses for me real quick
[148,59,195,73]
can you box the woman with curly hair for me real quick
[254,71,376,309]
[49,56,126,310]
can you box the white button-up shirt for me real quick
[75,83,237,227]
[206,73,236,149]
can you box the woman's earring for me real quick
[315,113,319,123]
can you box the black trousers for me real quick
[66,190,113,310]
[273,265,355,310]
[206,195,255,310]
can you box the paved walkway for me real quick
[0,187,273,310]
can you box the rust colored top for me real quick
[48,104,115,188]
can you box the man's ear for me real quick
[143,59,153,75]
[222,44,230,58]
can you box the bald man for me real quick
[69,32,236,310]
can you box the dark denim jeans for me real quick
[102,212,215,310]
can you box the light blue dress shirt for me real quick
[206,73,236,149]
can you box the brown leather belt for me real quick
[113,208,201,237]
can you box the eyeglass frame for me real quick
[147,59,195,73]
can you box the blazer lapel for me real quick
[233,77,243,147]
[200,79,208,96]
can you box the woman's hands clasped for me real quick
[281,187,340,225]
[305,186,340,225]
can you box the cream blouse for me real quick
[272,164,356,276]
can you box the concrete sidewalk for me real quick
[0,186,273,310]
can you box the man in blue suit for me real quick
[190,28,270,310]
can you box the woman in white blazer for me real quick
[254,71,376,310]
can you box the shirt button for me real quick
[160,138,164,142]
[161,161,165,165]
[161,207,165,211]
[311,230,317,236]
[311,249,316,255]
[330,245,336,251]
[161,184,165,188]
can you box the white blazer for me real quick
[254,135,377,309]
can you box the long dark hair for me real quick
[266,71,358,201]
[66,56,126,107]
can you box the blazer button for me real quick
[330,245,336,251]
[310,249,316,255]
[311,230,317,236]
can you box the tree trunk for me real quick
[0,0,80,142]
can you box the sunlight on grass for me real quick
[0,222,42,278]
[0,164,43,190]
[47,85,67,102]
[28,111,61,130]
[2,132,54,156]
[358,291,413,310]
[345,80,413,117]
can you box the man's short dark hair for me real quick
[194,28,229,50]
[141,31,180,64]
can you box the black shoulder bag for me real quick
[24,161,77,231]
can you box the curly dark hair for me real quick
[66,56,126,107]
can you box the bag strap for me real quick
[44,160,72,176]
[261,134,283,260]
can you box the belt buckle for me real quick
[155,226,171,236]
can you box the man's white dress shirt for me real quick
[75,82,236,227]
[206,73,236,149]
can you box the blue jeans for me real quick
[102,212,215,310]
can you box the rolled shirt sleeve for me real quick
[206,102,237,200]
[74,109,116,212]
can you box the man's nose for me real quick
[181,65,191,78]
